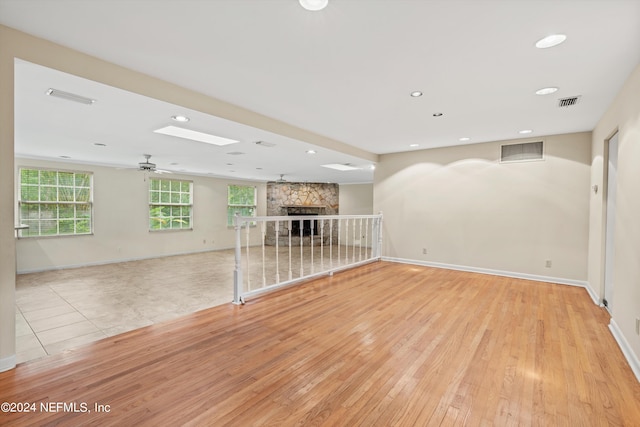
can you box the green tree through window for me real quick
[149,178,193,230]
[19,168,92,237]
[227,185,256,226]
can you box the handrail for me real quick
[14,224,29,238]
[233,213,382,304]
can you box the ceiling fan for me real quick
[138,154,172,174]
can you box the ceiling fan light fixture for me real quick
[299,0,328,11]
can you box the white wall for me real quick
[588,63,640,375]
[339,183,373,215]
[374,132,592,283]
[15,157,266,272]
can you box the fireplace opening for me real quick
[290,213,319,237]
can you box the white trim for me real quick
[583,281,600,306]
[608,319,640,383]
[0,354,16,373]
[382,257,589,288]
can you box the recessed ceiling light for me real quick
[535,34,567,49]
[459,137,470,142]
[93,142,107,147]
[59,155,71,159]
[154,125,239,146]
[433,112,443,117]
[519,129,533,134]
[321,163,360,171]
[410,91,423,97]
[171,115,190,122]
[299,0,328,11]
[409,144,420,148]
[226,163,233,166]
[46,88,95,105]
[169,162,179,166]
[535,87,559,95]
[369,165,376,170]
[306,150,317,154]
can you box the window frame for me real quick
[227,184,257,227]
[149,177,193,232]
[18,167,94,238]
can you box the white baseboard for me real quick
[582,281,600,306]
[0,354,16,373]
[608,319,640,383]
[17,247,235,275]
[383,257,589,289]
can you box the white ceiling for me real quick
[2,0,639,183]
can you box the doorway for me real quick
[603,132,618,311]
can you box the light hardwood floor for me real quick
[2,261,639,426]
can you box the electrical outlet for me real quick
[545,260,552,268]
[422,248,427,255]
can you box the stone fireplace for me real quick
[266,182,339,246]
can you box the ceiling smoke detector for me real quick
[558,96,581,108]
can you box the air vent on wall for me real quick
[558,96,581,108]
[501,141,543,163]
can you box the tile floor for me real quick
[15,249,238,364]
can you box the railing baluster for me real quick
[364,218,369,260]
[275,220,280,284]
[261,221,266,287]
[337,218,341,267]
[288,219,292,281]
[300,219,304,278]
[310,218,314,275]
[320,219,325,271]
[352,218,356,263]
[232,213,243,305]
[359,218,363,261]
[329,219,333,269]
[245,219,251,291]
[344,218,349,266]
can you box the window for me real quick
[18,168,92,237]
[227,185,256,226]
[149,178,193,230]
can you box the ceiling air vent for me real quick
[558,96,581,108]
[501,141,543,163]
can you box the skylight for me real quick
[321,163,360,171]
[154,126,239,146]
